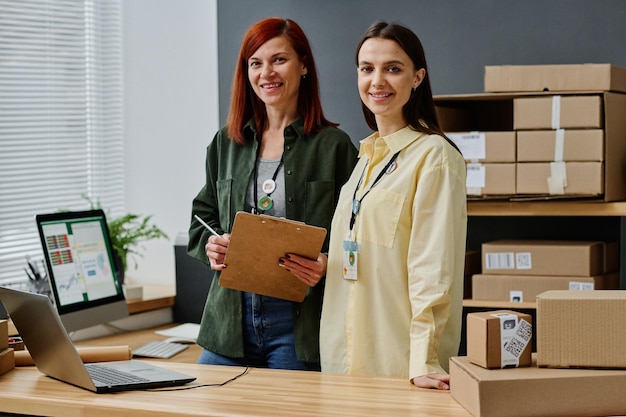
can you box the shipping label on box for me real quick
[472,273,619,302]
[466,310,532,370]
[516,129,604,162]
[448,131,516,162]
[484,64,626,94]
[481,240,618,277]
[467,163,515,196]
[516,161,603,196]
[537,290,626,369]
[514,95,603,130]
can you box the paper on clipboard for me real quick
[218,211,327,302]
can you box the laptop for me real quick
[0,286,196,393]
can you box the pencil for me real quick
[194,214,221,238]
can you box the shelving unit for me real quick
[466,200,626,293]
[458,200,626,354]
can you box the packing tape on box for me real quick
[553,129,565,162]
[15,345,132,366]
[551,95,561,129]
[548,161,567,194]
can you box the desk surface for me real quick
[0,325,471,417]
[0,362,470,417]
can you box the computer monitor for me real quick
[35,209,128,333]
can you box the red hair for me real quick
[226,18,337,144]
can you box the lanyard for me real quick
[253,153,284,214]
[349,151,400,231]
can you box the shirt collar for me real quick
[358,125,426,159]
[243,116,305,140]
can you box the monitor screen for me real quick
[35,209,128,333]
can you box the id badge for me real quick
[342,240,358,281]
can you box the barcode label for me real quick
[569,281,595,290]
[485,252,515,269]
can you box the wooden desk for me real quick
[0,361,470,417]
[0,325,471,416]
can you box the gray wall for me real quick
[218,0,626,142]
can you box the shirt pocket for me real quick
[359,187,405,248]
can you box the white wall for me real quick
[122,0,219,285]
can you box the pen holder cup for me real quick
[28,278,52,299]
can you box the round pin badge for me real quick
[386,160,398,174]
[262,179,276,194]
[258,195,274,211]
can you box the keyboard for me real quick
[86,363,149,384]
[132,340,189,359]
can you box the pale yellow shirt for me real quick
[320,126,467,380]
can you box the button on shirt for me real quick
[320,126,467,380]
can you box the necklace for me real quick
[252,154,284,214]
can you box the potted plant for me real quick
[81,196,169,284]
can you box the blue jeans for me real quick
[197,292,320,371]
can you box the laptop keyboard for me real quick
[132,341,189,359]
[85,363,150,384]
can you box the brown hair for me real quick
[356,21,454,147]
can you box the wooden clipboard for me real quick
[218,211,327,302]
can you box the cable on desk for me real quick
[145,367,250,391]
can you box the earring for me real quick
[302,74,307,79]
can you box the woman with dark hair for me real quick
[188,17,357,370]
[317,21,467,389]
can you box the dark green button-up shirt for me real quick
[188,117,358,363]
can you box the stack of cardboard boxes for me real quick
[436,63,626,201]
[472,240,620,302]
[452,291,626,417]
[448,64,626,417]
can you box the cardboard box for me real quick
[481,240,618,277]
[516,129,604,162]
[537,290,626,369]
[435,91,626,202]
[466,310,532,369]
[484,63,626,93]
[450,355,626,417]
[0,348,14,376]
[466,163,515,196]
[472,273,619,302]
[447,131,516,162]
[0,320,7,350]
[516,161,603,196]
[514,95,603,130]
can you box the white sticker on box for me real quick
[509,290,523,302]
[515,252,532,269]
[485,252,515,270]
[490,314,532,368]
[569,281,595,290]
[466,163,486,188]
[447,132,486,161]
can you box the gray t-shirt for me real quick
[245,157,286,217]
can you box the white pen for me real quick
[194,214,221,238]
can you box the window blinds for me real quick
[0,0,123,285]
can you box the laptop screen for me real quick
[35,209,127,331]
